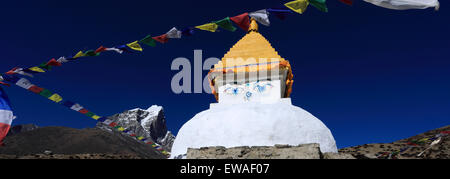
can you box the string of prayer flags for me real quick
[139,35,157,47]
[6,67,34,78]
[126,41,143,52]
[214,17,237,32]
[284,0,310,14]
[166,27,182,38]
[339,0,353,6]
[195,23,219,32]
[152,34,169,43]
[230,13,250,31]
[363,0,440,10]
[310,0,328,12]
[249,9,270,26]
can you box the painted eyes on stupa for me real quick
[252,82,273,94]
[224,86,245,95]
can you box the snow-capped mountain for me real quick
[96,105,175,151]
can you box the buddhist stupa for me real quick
[170,19,337,158]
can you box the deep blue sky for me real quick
[1,0,449,149]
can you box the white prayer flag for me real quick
[70,103,83,111]
[16,78,33,89]
[249,9,270,26]
[364,0,440,10]
[166,27,182,38]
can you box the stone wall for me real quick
[186,143,355,159]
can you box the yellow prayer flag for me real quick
[137,136,144,140]
[28,67,46,73]
[195,23,219,32]
[48,93,63,103]
[284,0,309,14]
[127,41,143,51]
[92,115,101,120]
[73,51,86,59]
[117,127,125,131]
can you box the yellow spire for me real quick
[248,18,258,32]
[213,19,286,70]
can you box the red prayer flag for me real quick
[109,122,118,127]
[441,131,450,134]
[46,58,62,67]
[339,0,353,6]
[0,82,10,87]
[29,85,44,94]
[152,34,169,43]
[230,13,250,31]
[79,108,89,114]
[95,46,107,53]
[5,67,18,75]
[130,134,137,137]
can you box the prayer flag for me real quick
[85,50,99,56]
[310,0,328,12]
[249,9,270,26]
[29,85,44,94]
[267,8,292,20]
[126,41,143,51]
[79,108,89,114]
[105,47,124,54]
[16,78,33,89]
[46,58,62,66]
[92,115,100,120]
[70,103,83,111]
[85,112,95,117]
[56,57,69,63]
[28,67,46,73]
[95,46,107,53]
[73,51,86,59]
[181,27,195,36]
[363,0,439,10]
[139,35,156,47]
[214,17,237,32]
[195,23,219,32]
[39,89,53,98]
[62,101,75,108]
[38,62,52,71]
[1,75,20,84]
[166,27,182,38]
[0,87,14,145]
[152,34,169,43]
[48,93,63,103]
[284,0,310,14]
[230,13,250,31]
[339,0,353,5]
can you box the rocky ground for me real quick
[339,125,449,159]
[0,126,166,159]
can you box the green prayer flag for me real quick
[310,0,328,12]
[139,35,156,47]
[214,17,237,32]
[39,62,52,71]
[39,89,53,98]
[85,50,99,56]
[85,112,95,117]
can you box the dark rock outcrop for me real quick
[0,126,166,159]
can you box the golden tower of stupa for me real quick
[208,19,294,101]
